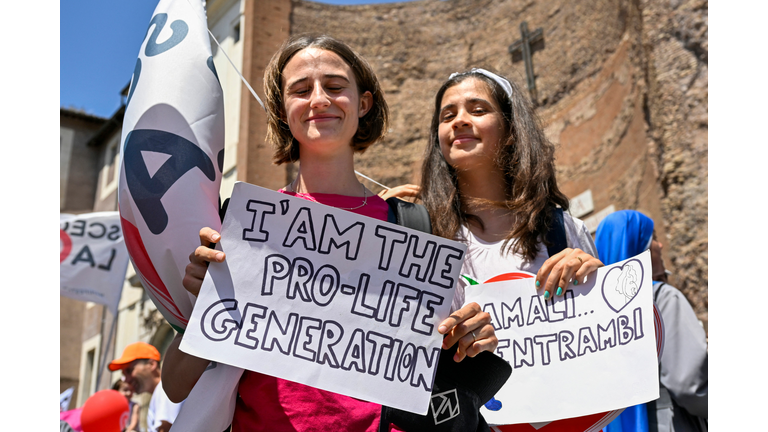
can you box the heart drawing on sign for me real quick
[601,258,644,313]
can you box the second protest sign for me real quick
[181,182,467,414]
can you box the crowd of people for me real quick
[62,34,707,432]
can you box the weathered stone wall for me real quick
[291,0,634,184]
[637,0,708,323]
[288,0,707,323]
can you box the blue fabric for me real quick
[595,210,654,432]
[604,404,649,432]
[594,210,654,265]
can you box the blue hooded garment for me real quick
[594,210,654,266]
[594,210,654,432]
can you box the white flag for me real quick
[117,0,225,333]
[60,387,75,412]
[117,2,237,430]
[60,212,130,313]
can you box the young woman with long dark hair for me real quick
[420,68,604,312]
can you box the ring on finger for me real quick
[576,256,583,264]
[470,330,477,341]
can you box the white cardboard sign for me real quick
[466,251,659,425]
[181,182,467,415]
[60,212,130,313]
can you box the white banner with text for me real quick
[60,212,130,313]
[181,182,467,414]
[467,250,659,425]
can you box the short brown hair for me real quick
[264,34,389,164]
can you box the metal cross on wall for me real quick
[508,21,544,105]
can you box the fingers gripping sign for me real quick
[438,302,498,362]
[182,227,226,298]
[535,248,604,299]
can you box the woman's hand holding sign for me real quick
[535,248,604,300]
[182,227,225,297]
[438,302,497,362]
[438,248,603,363]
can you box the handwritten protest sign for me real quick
[60,212,130,313]
[466,251,659,426]
[181,182,467,414]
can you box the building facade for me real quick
[60,108,106,405]
[61,2,248,427]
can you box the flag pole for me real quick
[95,309,118,391]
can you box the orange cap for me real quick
[108,342,160,371]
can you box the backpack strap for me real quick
[385,197,432,234]
[545,207,567,257]
[386,200,398,225]
[219,197,230,223]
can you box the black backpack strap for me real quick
[385,197,432,234]
[545,207,567,257]
[654,282,665,303]
[386,200,398,224]
[219,197,230,222]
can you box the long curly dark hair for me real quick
[419,70,569,261]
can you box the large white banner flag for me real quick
[60,212,130,313]
[116,2,236,431]
[465,251,661,429]
[181,182,467,415]
[117,0,224,334]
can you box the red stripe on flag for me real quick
[120,216,188,323]
[138,273,189,325]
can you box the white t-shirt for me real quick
[451,213,598,312]
[147,381,184,432]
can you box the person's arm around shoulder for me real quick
[162,227,225,402]
[655,283,708,418]
[378,184,420,201]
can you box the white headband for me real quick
[448,68,514,101]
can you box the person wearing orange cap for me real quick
[109,342,184,432]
